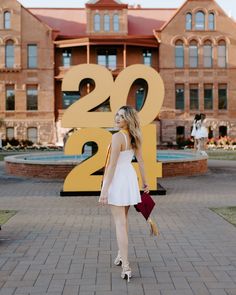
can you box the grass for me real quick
[210,207,236,227]
[207,150,236,160]
[0,210,17,226]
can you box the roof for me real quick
[28,8,177,37]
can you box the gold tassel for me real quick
[147,218,159,236]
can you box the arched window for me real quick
[189,40,198,68]
[175,40,184,68]
[208,13,215,30]
[104,14,110,32]
[5,40,14,68]
[113,14,119,32]
[185,13,192,30]
[218,40,226,68]
[4,11,11,29]
[27,127,38,143]
[195,11,205,30]
[203,40,212,68]
[94,13,101,32]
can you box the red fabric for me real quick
[134,192,155,220]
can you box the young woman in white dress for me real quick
[199,113,208,155]
[191,114,201,151]
[99,106,149,282]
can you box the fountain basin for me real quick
[4,150,208,179]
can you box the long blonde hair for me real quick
[119,106,142,150]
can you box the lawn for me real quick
[210,207,236,227]
[207,150,236,160]
[0,210,17,227]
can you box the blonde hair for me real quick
[119,105,142,150]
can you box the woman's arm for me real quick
[134,145,149,192]
[99,133,121,204]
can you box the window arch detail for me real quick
[113,14,119,32]
[195,11,205,30]
[185,13,192,30]
[94,13,101,32]
[5,40,14,68]
[208,12,215,30]
[175,40,184,68]
[189,40,198,68]
[4,11,11,29]
[104,14,110,32]
[203,40,213,68]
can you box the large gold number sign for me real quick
[61,64,164,193]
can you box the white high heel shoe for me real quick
[114,251,122,266]
[121,264,132,282]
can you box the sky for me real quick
[18,0,236,19]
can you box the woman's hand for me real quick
[99,189,108,205]
[142,184,149,193]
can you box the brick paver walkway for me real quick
[0,159,236,295]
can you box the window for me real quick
[143,49,152,66]
[4,11,11,29]
[94,14,101,32]
[203,41,212,68]
[5,40,14,68]
[27,86,38,110]
[175,84,185,110]
[189,41,198,68]
[219,126,227,137]
[190,84,199,110]
[63,91,80,109]
[175,40,184,68]
[62,49,72,67]
[6,85,15,111]
[176,126,185,143]
[218,40,226,68]
[135,87,146,111]
[195,11,205,30]
[27,127,37,143]
[208,13,215,30]
[6,127,14,139]
[113,14,119,32]
[218,84,227,110]
[104,14,110,32]
[27,45,38,68]
[97,49,117,70]
[186,13,192,30]
[204,84,213,110]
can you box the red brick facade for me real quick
[0,0,235,144]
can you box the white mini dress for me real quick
[106,132,141,206]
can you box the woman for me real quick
[191,114,200,151]
[199,113,208,155]
[99,105,149,282]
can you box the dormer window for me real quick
[104,14,110,31]
[4,11,11,29]
[113,14,119,32]
[94,13,101,32]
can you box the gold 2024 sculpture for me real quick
[61,64,164,193]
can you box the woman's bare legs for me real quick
[111,205,129,266]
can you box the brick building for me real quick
[0,0,236,145]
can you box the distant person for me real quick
[198,113,208,156]
[191,114,201,151]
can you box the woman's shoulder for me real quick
[112,131,123,142]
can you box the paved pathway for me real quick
[0,159,236,295]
